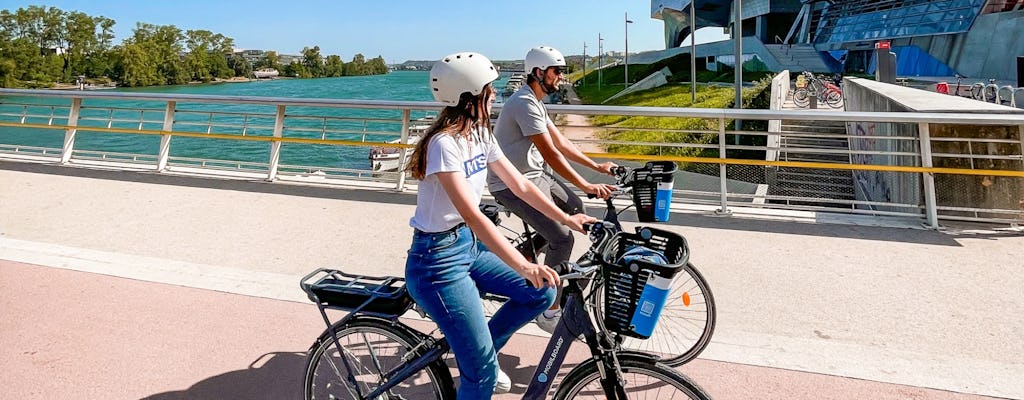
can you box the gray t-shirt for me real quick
[487,85,553,192]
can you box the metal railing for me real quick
[2,88,1023,227]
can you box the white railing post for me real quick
[395,109,412,191]
[267,105,285,181]
[918,122,939,229]
[59,97,82,164]
[716,116,731,215]
[157,101,175,171]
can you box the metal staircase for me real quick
[770,120,856,206]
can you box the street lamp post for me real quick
[691,0,697,102]
[582,41,587,86]
[598,33,603,92]
[625,12,633,87]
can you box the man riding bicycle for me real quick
[487,45,618,333]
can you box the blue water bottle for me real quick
[629,273,672,338]
[654,180,674,222]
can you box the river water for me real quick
[0,71,516,170]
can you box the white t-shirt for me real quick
[409,128,504,233]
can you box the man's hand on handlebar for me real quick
[595,161,619,176]
[564,213,597,233]
[583,182,618,199]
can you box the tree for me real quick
[228,53,252,78]
[301,46,324,77]
[324,54,344,77]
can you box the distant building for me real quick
[231,49,304,66]
[650,0,1024,80]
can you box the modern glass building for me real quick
[651,0,1024,81]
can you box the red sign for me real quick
[876,41,891,49]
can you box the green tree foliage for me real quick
[228,53,252,78]
[323,55,344,77]
[302,46,324,77]
[0,5,388,88]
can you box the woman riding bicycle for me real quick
[404,51,595,399]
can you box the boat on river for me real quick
[252,68,280,79]
[503,74,525,96]
[369,120,432,172]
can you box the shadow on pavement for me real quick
[0,160,417,207]
[140,352,306,400]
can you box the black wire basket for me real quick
[628,161,678,222]
[599,226,689,339]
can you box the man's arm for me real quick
[545,122,617,175]
[528,130,614,199]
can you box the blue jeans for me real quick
[405,224,556,399]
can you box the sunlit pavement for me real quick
[1,161,1021,399]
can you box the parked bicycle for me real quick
[480,161,716,367]
[300,162,713,399]
[792,71,844,108]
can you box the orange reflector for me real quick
[682,292,691,307]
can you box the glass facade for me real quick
[814,0,987,45]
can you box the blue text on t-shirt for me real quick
[464,153,487,177]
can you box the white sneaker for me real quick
[535,309,562,334]
[494,368,512,394]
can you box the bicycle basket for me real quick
[300,269,413,315]
[627,161,678,223]
[599,227,689,339]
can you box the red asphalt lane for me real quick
[0,260,1000,400]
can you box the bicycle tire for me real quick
[825,90,843,108]
[792,88,809,107]
[594,262,716,367]
[304,316,456,400]
[970,83,984,100]
[552,353,711,400]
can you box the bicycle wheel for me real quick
[553,354,711,400]
[304,317,456,400]
[825,90,843,108]
[594,262,716,367]
[792,88,809,107]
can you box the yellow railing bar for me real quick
[4,121,1023,178]
[591,152,1024,178]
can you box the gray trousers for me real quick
[491,173,584,267]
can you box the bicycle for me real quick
[792,71,843,108]
[300,163,713,400]
[479,161,716,367]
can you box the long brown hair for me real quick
[405,84,494,180]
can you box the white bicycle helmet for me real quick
[524,46,566,75]
[430,52,499,105]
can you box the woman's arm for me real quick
[435,171,560,289]
[489,156,594,233]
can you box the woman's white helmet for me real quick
[524,46,566,75]
[430,52,499,105]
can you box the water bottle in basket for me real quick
[632,161,678,223]
[619,246,671,337]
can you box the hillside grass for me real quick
[572,76,772,159]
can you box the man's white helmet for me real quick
[430,52,499,105]
[524,46,566,75]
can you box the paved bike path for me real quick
[0,260,998,400]
[2,162,1022,399]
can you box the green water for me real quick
[0,71,514,170]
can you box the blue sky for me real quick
[5,0,728,62]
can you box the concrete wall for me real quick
[603,67,672,104]
[843,79,922,212]
[844,78,1024,218]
